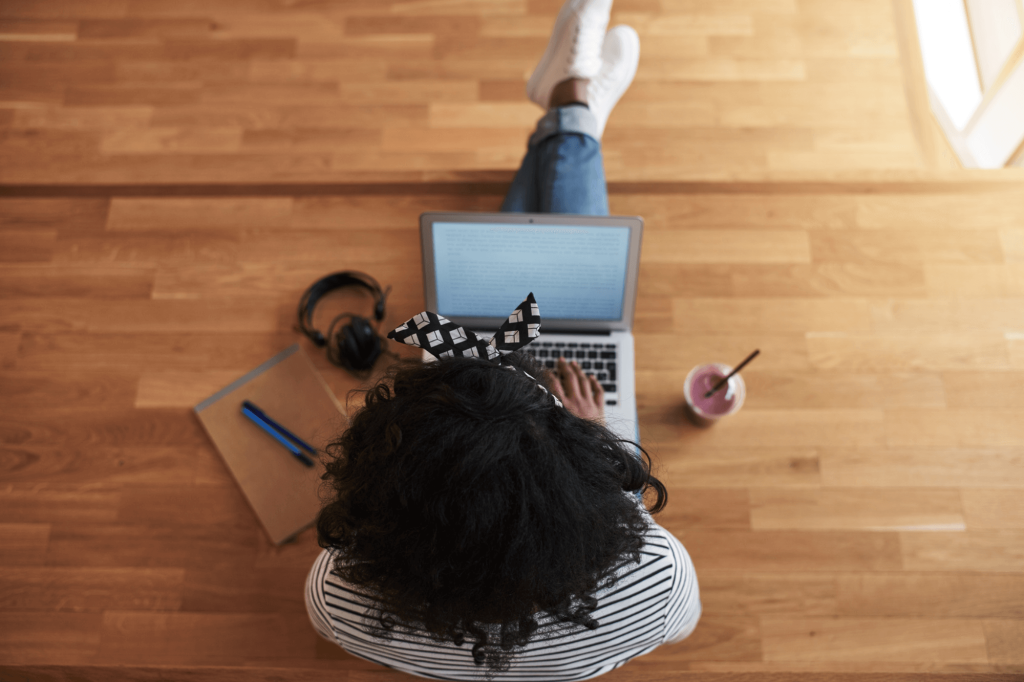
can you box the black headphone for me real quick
[296,271,391,373]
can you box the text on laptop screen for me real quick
[433,222,631,321]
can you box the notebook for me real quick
[419,212,643,444]
[194,344,348,544]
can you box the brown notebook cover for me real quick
[194,344,347,544]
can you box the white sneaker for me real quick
[587,24,639,139]
[526,0,612,110]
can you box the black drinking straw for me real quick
[704,349,760,399]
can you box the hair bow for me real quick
[387,293,562,407]
[387,293,542,363]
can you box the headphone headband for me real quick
[298,271,387,347]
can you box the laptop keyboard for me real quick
[523,341,618,406]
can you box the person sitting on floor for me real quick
[305,1,701,679]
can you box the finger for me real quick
[571,361,593,401]
[589,374,604,401]
[558,357,581,398]
[549,371,566,400]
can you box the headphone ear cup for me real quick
[302,272,386,372]
[337,317,381,371]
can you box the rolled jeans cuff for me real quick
[528,105,600,148]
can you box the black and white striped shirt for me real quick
[305,520,701,681]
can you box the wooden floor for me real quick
[2,0,1024,680]
[0,0,972,183]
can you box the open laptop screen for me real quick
[431,221,631,321]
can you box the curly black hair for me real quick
[315,352,667,675]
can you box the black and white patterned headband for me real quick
[387,292,562,407]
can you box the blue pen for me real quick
[242,406,315,467]
[241,400,318,456]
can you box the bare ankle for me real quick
[548,78,589,108]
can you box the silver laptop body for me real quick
[420,212,643,445]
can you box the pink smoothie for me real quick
[683,363,746,426]
[689,367,736,415]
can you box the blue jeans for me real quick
[501,107,640,461]
[501,105,609,216]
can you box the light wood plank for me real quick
[697,571,837,617]
[651,409,886,448]
[924,264,1024,297]
[661,446,823,488]
[626,615,763,663]
[1002,229,1024,262]
[806,333,1011,371]
[961,489,1024,529]
[644,230,812,264]
[13,332,301,372]
[1010,333,1024,369]
[820,448,1024,488]
[731,263,928,298]
[837,572,1024,618]
[984,619,1024,665]
[51,232,241,267]
[885,409,1024,448]
[100,128,243,154]
[855,194,1024,230]
[289,194,499,229]
[901,530,1024,572]
[761,616,988,663]
[740,371,945,409]
[106,198,293,231]
[656,488,751,529]
[674,530,902,571]
[749,488,964,531]
[0,299,287,334]
[942,372,1024,409]
[670,298,872,333]
[135,369,256,408]
[810,230,1005,264]
[869,299,1024,334]
[610,194,858,230]
[636,333,813,372]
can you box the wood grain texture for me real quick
[0,183,1022,677]
[760,617,989,663]
[1,0,1024,676]
[748,488,965,531]
[9,0,1024,183]
[960,490,1024,530]
[836,573,1024,619]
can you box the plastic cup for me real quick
[683,363,746,427]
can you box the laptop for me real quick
[420,212,643,445]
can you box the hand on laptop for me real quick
[550,357,604,423]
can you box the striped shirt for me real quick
[305,520,701,681]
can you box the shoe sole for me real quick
[525,0,590,106]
